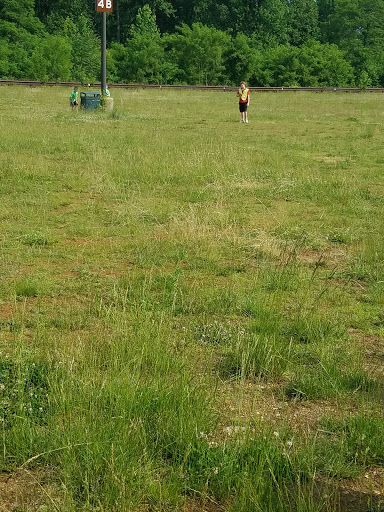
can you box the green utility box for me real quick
[80,91,101,110]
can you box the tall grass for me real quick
[0,86,383,511]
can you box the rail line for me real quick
[1,79,384,93]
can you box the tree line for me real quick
[1,0,384,87]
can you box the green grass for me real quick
[0,85,383,511]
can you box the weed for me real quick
[220,333,290,380]
[107,110,126,120]
[18,233,50,246]
[185,437,294,501]
[325,229,353,244]
[15,279,38,298]
[194,321,243,344]
[0,357,50,432]
[284,314,345,344]
[297,415,384,479]
[284,366,378,401]
[320,415,384,466]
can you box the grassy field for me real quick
[0,85,383,512]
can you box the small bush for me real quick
[300,415,384,478]
[19,233,50,246]
[194,321,243,344]
[320,415,384,466]
[284,366,378,401]
[184,436,294,501]
[0,357,50,429]
[261,267,299,292]
[284,315,345,344]
[325,229,353,244]
[15,279,38,298]
[220,334,290,380]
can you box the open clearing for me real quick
[0,86,383,511]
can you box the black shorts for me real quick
[239,102,248,112]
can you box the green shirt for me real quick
[70,91,78,102]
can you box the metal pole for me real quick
[101,11,107,95]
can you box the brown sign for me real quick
[96,0,113,12]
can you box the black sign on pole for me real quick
[96,1,113,95]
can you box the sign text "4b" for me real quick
[96,0,113,12]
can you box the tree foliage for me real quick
[109,5,165,83]
[2,0,384,86]
[165,23,231,85]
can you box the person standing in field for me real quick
[69,86,79,109]
[237,81,250,123]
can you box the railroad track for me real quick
[1,80,384,92]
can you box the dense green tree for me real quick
[109,5,165,83]
[0,41,9,77]
[126,4,165,82]
[62,15,100,82]
[323,0,361,46]
[317,0,335,23]
[288,0,320,46]
[359,0,384,47]
[324,0,384,85]
[225,33,261,85]
[257,44,301,85]
[35,0,92,23]
[27,34,72,81]
[178,0,262,35]
[297,40,354,85]
[109,0,174,42]
[166,22,231,85]
[0,0,44,38]
[2,0,384,86]
[0,0,44,78]
[107,43,127,82]
[256,40,354,86]
[0,0,100,81]
[34,0,100,82]
[192,0,243,32]
[258,0,289,46]
[192,0,232,31]
[231,0,261,36]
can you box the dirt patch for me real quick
[337,487,384,512]
[356,183,384,197]
[314,155,350,164]
[298,246,347,267]
[180,497,226,512]
[313,469,384,512]
[340,467,384,498]
[61,237,95,247]
[214,379,383,511]
[55,203,78,213]
[180,475,383,512]
[59,268,125,279]
[216,380,360,435]
[89,267,126,277]
[350,331,384,377]
[58,270,80,278]
[0,303,15,320]
[0,468,62,512]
